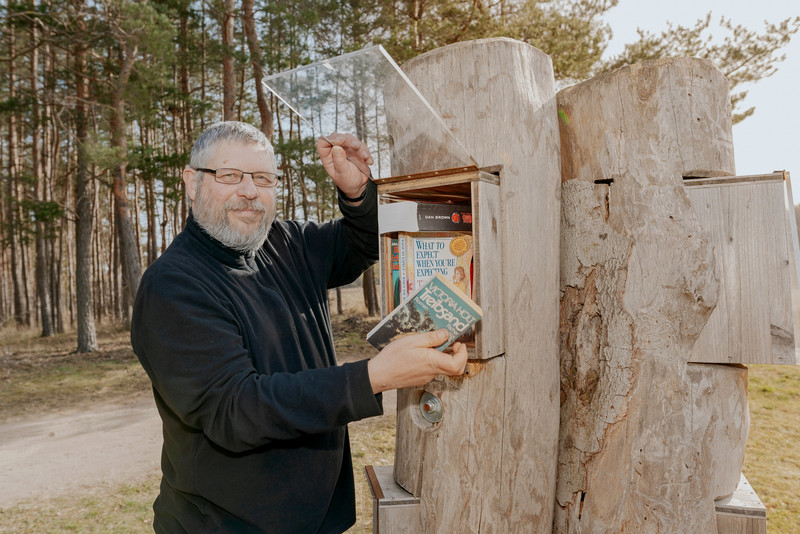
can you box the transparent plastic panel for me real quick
[263,45,477,179]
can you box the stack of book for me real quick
[380,201,474,308]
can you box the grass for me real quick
[0,315,797,532]
[0,323,151,422]
[0,475,160,534]
[742,364,800,534]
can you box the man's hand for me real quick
[317,133,373,202]
[367,330,468,394]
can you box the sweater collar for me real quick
[185,212,257,270]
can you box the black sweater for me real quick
[131,182,382,533]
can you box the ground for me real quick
[0,289,395,533]
[0,393,160,508]
[0,287,798,532]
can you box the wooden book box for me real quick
[374,167,504,360]
[685,171,800,364]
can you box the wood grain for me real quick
[556,57,749,533]
[686,174,799,364]
[389,38,562,533]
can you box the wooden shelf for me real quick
[376,169,504,360]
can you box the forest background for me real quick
[1,1,799,532]
[0,0,798,353]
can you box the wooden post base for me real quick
[365,465,421,534]
[715,474,767,534]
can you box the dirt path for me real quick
[0,389,396,510]
[0,394,162,509]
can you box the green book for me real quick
[367,273,483,351]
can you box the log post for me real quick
[556,58,749,532]
[388,38,562,532]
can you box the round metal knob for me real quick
[419,392,443,423]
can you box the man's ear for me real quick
[183,166,198,202]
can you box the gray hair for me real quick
[188,121,274,169]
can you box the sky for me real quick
[601,0,800,200]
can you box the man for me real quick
[131,121,467,533]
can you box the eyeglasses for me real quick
[193,167,282,188]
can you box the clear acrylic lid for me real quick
[262,45,477,180]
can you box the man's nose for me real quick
[236,173,259,199]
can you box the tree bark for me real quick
[555,57,746,533]
[361,266,379,317]
[30,18,54,337]
[242,0,273,139]
[6,17,26,327]
[222,0,236,120]
[74,0,98,352]
[110,42,143,318]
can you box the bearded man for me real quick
[131,121,467,534]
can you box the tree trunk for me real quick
[389,39,562,533]
[242,0,273,139]
[74,0,98,352]
[361,266,379,317]
[555,57,746,533]
[30,20,54,337]
[6,18,26,327]
[44,32,64,333]
[111,43,143,318]
[179,3,193,186]
[221,0,236,120]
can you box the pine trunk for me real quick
[242,0,273,139]
[6,20,26,327]
[111,44,143,318]
[222,0,236,120]
[30,21,54,337]
[74,3,98,351]
[555,57,746,533]
[362,266,379,317]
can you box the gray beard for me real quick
[192,190,276,254]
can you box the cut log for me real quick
[388,38,562,533]
[556,57,749,533]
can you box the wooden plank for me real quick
[472,179,504,358]
[715,474,767,534]
[782,172,800,365]
[687,178,797,364]
[373,165,479,185]
[683,171,784,188]
[365,465,385,500]
[365,465,422,534]
[377,169,500,198]
[715,514,767,534]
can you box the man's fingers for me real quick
[330,145,352,176]
[423,329,449,348]
[319,133,373,165]
[432,350,466,376]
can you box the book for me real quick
[402,232,473,299]
[366,273,483,351]
[379,201,472,234]
[390,238,401,308]
[398,234,410,302]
